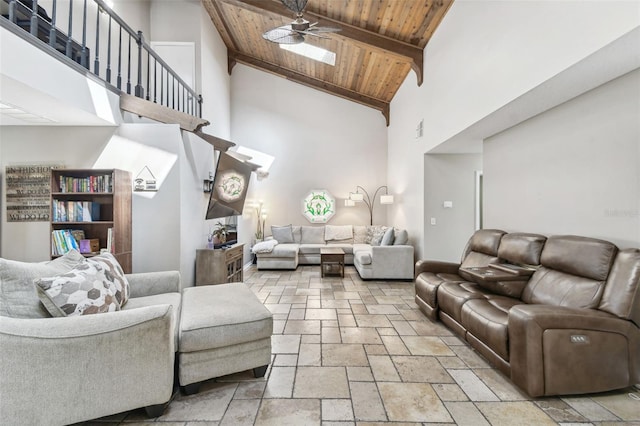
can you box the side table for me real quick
[320,247,345,278]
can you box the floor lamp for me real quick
[345,185,394,225]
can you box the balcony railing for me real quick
[2,0,202,117]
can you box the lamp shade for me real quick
[350,192,364,202]
[344,199,356,207]
[380,194,394,204]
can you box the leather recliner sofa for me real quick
[415,229,640,397]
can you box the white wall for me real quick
[230,65,388,262]
[0,126,115,261]
[484,69,640,248]
[424,154,482,262]
[388,0,640,259]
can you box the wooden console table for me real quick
[321,247,345,278]
[195,244,244,285]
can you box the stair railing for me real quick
[2,0,203,117]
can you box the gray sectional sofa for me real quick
[254,224,415,280]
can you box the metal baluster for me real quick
[30,0,38,37]
[66,0,73,59]
[117,27,122,89]
[153,58,157,103]
[134,31,143,97]
[198,95,203,118]
[160,67,164,105]
[80,0,88,68]
[8,0,16,23]
[106,16,112,83]
[49,0,57,49]
[126,33,132,94]
[146,50,150,100]
[94,4,100,75]
[165,68,169,107]
[172,75,175,109]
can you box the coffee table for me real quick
[320,247,345,278]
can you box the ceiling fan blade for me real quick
[262,27,305,44]
[296,30,329,39]
[308,26,341,33]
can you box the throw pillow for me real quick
[301,226,326,244]
[353,226,368,244]
[35,261,121,317]
[393,229,409,245]
[381,227,395,246]
[271,225,295,244]
[0,249,86,319]
[87,252,130,307]
[368,226,388,246]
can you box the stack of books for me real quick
[52,201,100,222]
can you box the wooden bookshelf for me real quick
[50,169,132,273]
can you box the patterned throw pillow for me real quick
[35,261,121,317]
[87,252,130,307]
[367,226,388,246]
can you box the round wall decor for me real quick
[302,189,335,223]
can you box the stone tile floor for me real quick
[86,266,640,425]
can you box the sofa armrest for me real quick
[126,270,181,298]
[0,306,175,425]
[414,259,461,277]
[370,245,415,279]
[509,304,640,397]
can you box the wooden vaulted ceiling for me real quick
[202,0,453,125]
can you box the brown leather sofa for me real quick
[415,230,640,397]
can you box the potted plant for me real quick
[210,221,229,245]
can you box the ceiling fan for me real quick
[262,0,340,45]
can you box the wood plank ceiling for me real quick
[202,0,453,125]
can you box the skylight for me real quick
[280,43,336,66]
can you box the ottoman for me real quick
[178,283,273,393]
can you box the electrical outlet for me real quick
[430,217,436,225]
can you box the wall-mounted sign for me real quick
[5,164,61,222]
[302,189,335,223]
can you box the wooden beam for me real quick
[229,50,390,125]
[194,130,236,152]
[229,0,424,86]
[119,93,209,132]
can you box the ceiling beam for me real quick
[228,50,390,125]
[228,0,424,86]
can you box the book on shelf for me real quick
[59,174,112,193]
[51,229,82,256]
[52,200,100,222]
[106,227,114,253]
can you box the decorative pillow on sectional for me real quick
[353,226,368,244]
[393,229,409,245]
[368,226,388,246]
[35,261,121,317]
[301,226,326,244]
[0,249,86,319]
[380,227,395,246]
[87,252,130,307]
[271,225,295,244]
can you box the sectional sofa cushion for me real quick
[271,225,295,243]
[35,261,122,317]
[353,226,368,244]
[0,249,86,319]
[301,226,325,244]
[599,249,640,326]
[325,225,353,242]
[393,229,409,245]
